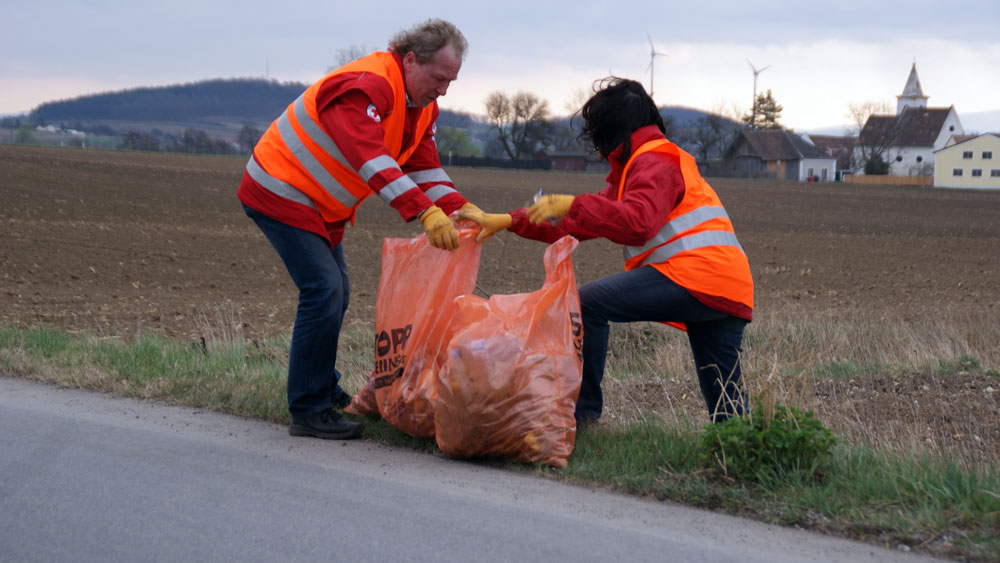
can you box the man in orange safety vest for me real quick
[238,19,479,440]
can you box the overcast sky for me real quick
[3,0,999,132]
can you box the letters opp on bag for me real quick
[372,325,412,389]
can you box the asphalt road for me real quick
[0,377,942,563]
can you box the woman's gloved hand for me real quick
[458,201,482,214]
[454,210,513,243]
[526,194,574,225]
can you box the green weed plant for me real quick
[700,402,837,483]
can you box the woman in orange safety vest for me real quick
[459,78,753,423]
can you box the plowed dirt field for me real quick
[3,144,999,461]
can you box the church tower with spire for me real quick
[897,63,929,115]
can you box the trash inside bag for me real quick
[348,231,583,467]
[434,236,583,468]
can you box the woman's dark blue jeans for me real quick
[576,265,748,422]
[244,205,351,418]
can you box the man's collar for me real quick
[392,51,419,108]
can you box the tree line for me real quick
[116,124,263,155]
[444,90,755,164]
[16,75,851,168]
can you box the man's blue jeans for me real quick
[576,265,748,422]
[244,205,351,418]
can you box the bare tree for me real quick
[237,124,263,154]
[563,87,591,116]
[484,91,553,160]
[847,100,898,173]
[549,121,590,154]
[331,45,378,70]
[540,88,595,155]
[710,100,744,123]
[682,112,740,162]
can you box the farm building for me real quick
[933,133,1000,189]
[724,129,837,181]
[856,64,964,177]
[535,151,609,173]
[545,151,587,171]
[804,134,855,181]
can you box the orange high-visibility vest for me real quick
[247,52,436,222]
[617,139,754,322]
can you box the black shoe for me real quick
[331,392,352,410]
[289,408,362,440]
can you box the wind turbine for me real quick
[645,34,669,101]
[747,58,770,128]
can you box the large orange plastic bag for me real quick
[434,235,583,468]
[345,229,482,438]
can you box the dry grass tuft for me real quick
[599,309,1000,465]
[193,300,246,349]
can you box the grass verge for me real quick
[1,324,997,561]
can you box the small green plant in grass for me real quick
[937,355,981,375]
[700,402,837,483]
[812,360,860,378]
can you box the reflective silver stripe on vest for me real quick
[379,175,418,204]
[273,95,359,209]
[407,168,451,185]
[424,184,458,202]
[245,157,318,211]
[625,206,731,259]
[626,230,743,268]
[360,155,420,205]
[359,154,399,182]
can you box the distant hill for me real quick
[32,78,307,123]
[26,78,740,158]
[660,106,735,129]
[32,78,735,127]
[30,78,309,137]
[29,78,497,140]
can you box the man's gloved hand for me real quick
[455,210,513,243]
[526,194,574,225]
[419,205,459,250]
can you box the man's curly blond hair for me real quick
[388,19,467,63]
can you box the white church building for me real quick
[857,64,964,176]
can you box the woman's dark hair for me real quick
[577,77,664,163]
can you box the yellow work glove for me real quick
[526,194,574,225]
[419,205,459,250]
[458,201,482,214]
[455,210,513,243]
